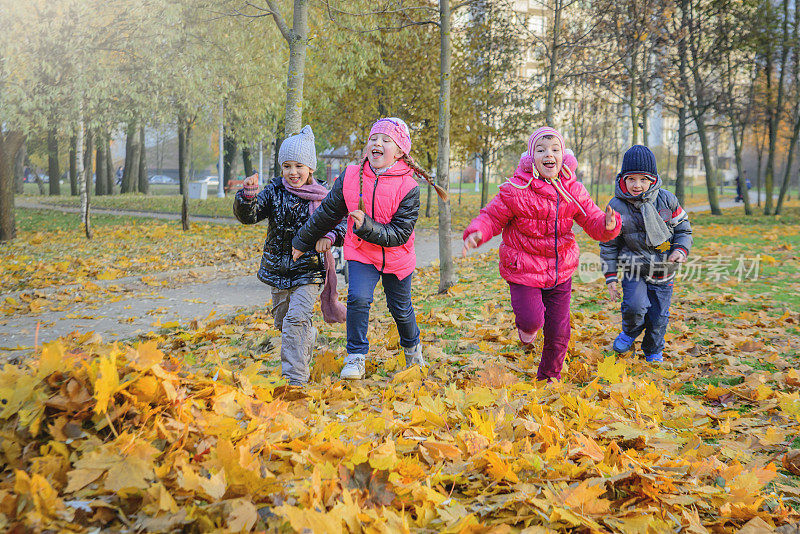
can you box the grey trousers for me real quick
[271,283,322,385]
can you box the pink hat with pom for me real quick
[527,126,565,158]
[369,117,411,155]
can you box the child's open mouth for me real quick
[371,148,384,158]
[543,160,556,169]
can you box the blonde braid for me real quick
[403,154,448,202]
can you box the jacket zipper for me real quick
[371,173,386,271]
[549,193,560,289]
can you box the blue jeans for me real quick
[620,277,673,355]
[346,261,420,354]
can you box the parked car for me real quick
[149,174,177,184]
[196,175,220,187]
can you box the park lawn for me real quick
[20,182,735,231]
[0,207,798,531]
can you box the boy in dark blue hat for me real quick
[600,145,693,363]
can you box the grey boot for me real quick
[404,343,426,368]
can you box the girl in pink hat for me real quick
[291,118,443,380]
[463,126,621,382]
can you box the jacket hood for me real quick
[615,172,662,203]
[508,154,577,198]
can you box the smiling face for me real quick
[623,173,653,195]
[366,133,403,170]
[282,161,312,187]
[532,136,563,179]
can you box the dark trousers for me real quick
[346,260,420,354]
[620,276,673,355]
[509,279,572,381]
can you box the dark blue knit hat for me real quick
[620,145,658,179]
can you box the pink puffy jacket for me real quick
[342,160,419,280]
[464,162,621,288]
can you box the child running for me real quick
[600,145,692,363]
[291,117,445,380]
[463,126,621,382]
[233,125,346,386]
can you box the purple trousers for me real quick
[509,279,572,381]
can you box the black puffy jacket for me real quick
[233,177,346,290]
[292,170,420,253]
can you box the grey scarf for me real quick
[615,174,672,247]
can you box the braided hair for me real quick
[402,154,448,202]
[357,154,449,211]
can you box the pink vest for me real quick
[342,160,419,279]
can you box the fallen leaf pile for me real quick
[1,209,799,532]
[0,219,262,317]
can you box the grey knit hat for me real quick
[279,125,317,171]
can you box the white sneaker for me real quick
[404,343,426,368]
[340,354,366,380]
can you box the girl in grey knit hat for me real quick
[233,125,347,386]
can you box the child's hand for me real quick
[604,205,617,231]
[315,237,333,253]
[350,210,365,229]
[242,173,259,188]
[462,231,482,257]
[668,249,687,263]
[607,282,619,301]
[291,247,303,261]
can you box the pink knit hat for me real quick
[527,126,565,157]
[369,117,411,155]
[563,148,578,173]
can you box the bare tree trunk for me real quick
[138,126,149,194]
[630,50,639,145]
[121,121,141,193]
[178,110,191,231]
[242,146,254,177]
[273,0,309,136]
[48,127,60,196]
[0,131,25,242]
[105,137,114,195]
[694,115,721,214]
[480,151,491,208]
[676,106,686,205]
[425,150,434,217]
[544,0,561,126]
[425,182,433,217]
[69,135,78,196]
[436,0,454,294]
[223,134,236,189]
[775,113,800,214]
[95,135,107,196]
[84,128,94,238]
[13,141,25,195]
[731,125,753,215]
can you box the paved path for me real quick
[1,193,761,352]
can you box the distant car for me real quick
[149,175,177,184]
[196,176,220,187]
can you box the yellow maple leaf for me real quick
[561,479,610,515]
[93,353,119,414]
[597,355,626,383]
[37,340,65,379]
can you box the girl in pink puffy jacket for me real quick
[292,118,444,381]
[463,127,621,382]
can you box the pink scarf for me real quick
[282,177,347,323]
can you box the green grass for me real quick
[691,207,800,226]
[678,376,744,396]
[15,206,158,232]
